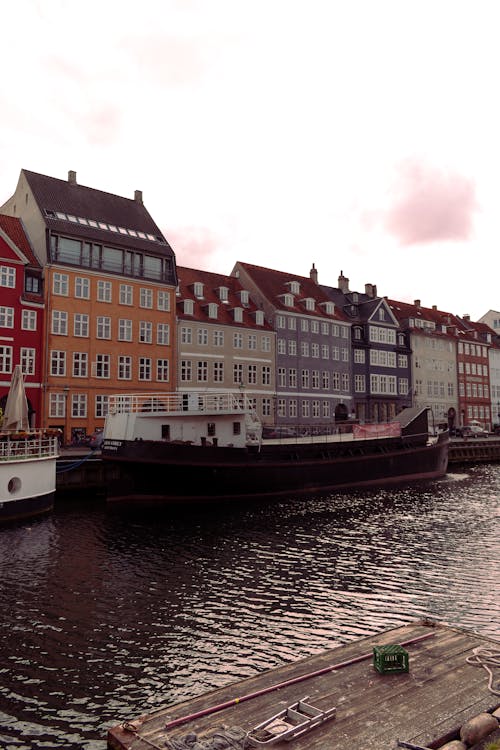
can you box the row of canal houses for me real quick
[1,168,499,444]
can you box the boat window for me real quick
[207,422,216,437]
[161,425,170,441]
[233,422,241,435]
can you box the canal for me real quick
[1,464,499,749]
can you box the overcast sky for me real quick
[1,0,498,320]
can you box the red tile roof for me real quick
[0,214,41,267]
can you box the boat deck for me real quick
[107,620,500,749]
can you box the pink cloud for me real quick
[384,160,477,245]
[166,225,222,269]
[121,35,211,87]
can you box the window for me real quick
[233,363,244,385]
[354,374,366,392]
[277,338,286,355]
[322,400,330,418]
[140,288,153,308]
[0,307,14,328]
[276,315,286,328]
[213,330,224,347]
[139,357,152,380]
[248,334,257,350]
[233,333,243,349]
[247,364,257,384]
[277,399,286,417]
[288,316,296,330]
[73,352,88,377]
[322,371,330,389]
[354,349,365,364]
[50,350,66,376]
[193,282,204,298]
[301,369,310,388]
[233,307,243,323]
[261,336,271,352]
[213,361,224,382]
[75,277,90,299]
[118,319,133,342]
[208,303,218,319]
[198,328,208,346]
[181,326,192,344]
[301,319,309,332]
[311,343,319,358]
[20,348,35,375]
[96,316,111,339]
[332,372,340,390]
[118,355,132,380]
[0,346,12,373]
[197,361,208,382]
[262,366,271,386]
[311,370,320,389]
[262,398,271,417]
[157,323,170,345]
[278,367,286,387]
[302,400,310,418]
[22,309,37,330]
[288,368,297,388]
[139,321,153,344]
[157,359,169,382]
[288,340,297,356]
[321,344,329,359]
[72,394,87,418]
[49,393,65,418]
[73,313,89,337]
[96,394,109,418]
[52,310,68,335]
[0,266,15,288]
[301,341,310,357]
[321,322,329,335]
[119,284,133,305]
[157,290,170,311]
[97,280,112,302]
[332,346,339,361]
[341,373,349,391]
[311,320,319,333]
[312,400,320,418]
[53,273,69,295]
[183,299,194,315]
[95,354,110,378]
[181,360,192,382]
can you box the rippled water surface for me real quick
[1,465,500,748]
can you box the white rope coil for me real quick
[466,646,500,696]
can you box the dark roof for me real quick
[236,262,348,321]
[322,285,390,324]
[22,169,175,257]
[0,214,41,267]
[176,266,273,330]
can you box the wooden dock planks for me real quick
[107,621,500,750]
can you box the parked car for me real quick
[455,422,488,438]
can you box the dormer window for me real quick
[239,289,249,306]
[208,303,218,319]
[218,286,229,302]
[233,307,243,323]
[255,310,264,326]
[320,301,335,315]
[303,297,315,311]
[286,280,300,295]
[193,282,204,299]
[354,326,362,340]
[352,293,359,303]
[282,293,294,307]
[184,299,194,315]
[378,308,386,321]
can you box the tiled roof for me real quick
[0,214,41,267]
[22,169,175,257]
[176,266,273,330]
[236,262,348,321]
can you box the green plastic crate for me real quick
[373,644,409,674]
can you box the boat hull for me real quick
[103,432,449,505]
[0,456,57,523]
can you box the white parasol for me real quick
[2,365,29,431]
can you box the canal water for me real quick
[1,464,499,749]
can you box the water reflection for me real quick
[0,465,499,748]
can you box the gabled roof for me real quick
[322,285,399,326]
[387,298,454,334]
[22,169,175,257]
[0,214,41,267]
[235,262,348,321]
[176,266,273,330]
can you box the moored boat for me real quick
[0,366,58,523]
[101,391,449,506]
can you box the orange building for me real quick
[0,170,177,444]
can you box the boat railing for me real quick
[0,430,59,461]
[108,392,254,416]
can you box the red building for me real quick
[0,215,44,425]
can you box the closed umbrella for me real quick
[2,365,29,431]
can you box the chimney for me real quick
[134,190,143,204]
[338,270,349,294]
[68,170,77,184]
[365,283,377,298]
[432,305,437,310]
[414,299,421,309]
[463,314,470,321]
[309,263,318,284]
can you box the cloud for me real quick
[166,225,223,269]
[384,160,477,245]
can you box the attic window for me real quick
[208,303,218,319]
[193,282,204,299]
[184,299,194,315]
[322,301,334,315]
[287,281,300,295]
[218,286,229,302]
[303,297,315,311]
[240,289,249,305]
[378,308,386,321]
[255,310,264,325]
[233,307,243,322]
[283,293,294,307]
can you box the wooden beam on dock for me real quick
[107,621,500,750]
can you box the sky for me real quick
[1,0,499,320]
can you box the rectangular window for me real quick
[341,372,349,391]
[157,323,170,345]
[277,399,286,417]
[213,361,224,382]
[302,369,309,388]
[50,350,66,376]
[53,272,69,295]
[288,340,297,356]
[233,363,244,384]
[354,349,365,364]
[197,361,208,382]
[332,346,339,361]
[157,359,169,382]
[301,341,310,357]
[118,356,132,380]
[262,398,271,417]
[96,316,111,339]
[140,288,153,308]
[72,393,87,418]
[248,334,257,350]
[157,290,170,311]
[0,346,13,373]
[75,277,90,299]
[94,354,110,378]
[213,330,224,347]
[119,284,133,305]
[139,357,152,380]
[278,367,286,387]
[332,372,340,390]
[312,400,320,418]
[322,371,330,389]
[262,365,271,386]
[74,313,89,337]
[73,352,88,377]
[181,326,192,344]
[233,333,243,349]
[20,347,35,375]
[97,280,112,302]
[321,344,329,359]
[49,393,65,418]
[277,338,286,355]
[288,368,297,388]
[0,307,14,328]
[52,310,68,335]
[354,374,365,392]
[0,266,15,287]
[312,370,320,389]
[248,364,257,384]
[261,336,271,352]
[302,400,310,418]
[118,319,133,342]
[311,321,319,333]
[198,328,208,345]
[96,394,109,418]
[22,309,37,330]
[322,400,330,418]
[139,321,153,344]
[181,360,192,382]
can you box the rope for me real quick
[164,726,247,750]
[56,449,98,473]
[466,646,500,696]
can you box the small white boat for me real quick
[0,366,58,523]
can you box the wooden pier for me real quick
[107,620,500,749]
